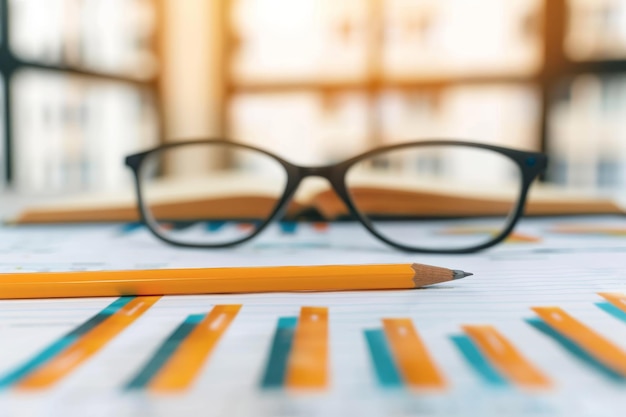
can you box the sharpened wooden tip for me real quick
[411,263,473,288]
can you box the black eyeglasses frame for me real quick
[125,139,548,254]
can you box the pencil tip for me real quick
[452,270,473,280]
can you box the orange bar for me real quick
[382,318,445,389]
[532,306,626,377]
[237,223,255,232]
[312,222,329,232]
[18,296,160,390]
[442,227,539,243]
[285,307,329,390]
[552,226,626,236]
[148,304,241,392]
[463,325,550,389]
[598,293,626,314]
[506,233,542,243]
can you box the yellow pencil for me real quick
[0,263,472,299]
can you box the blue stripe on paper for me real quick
[101,296,135,314]
[364,329,402,388]
[260,317,298,389]
[124,314,205,390]
[71,296,134,336]
[0,297,133,388]
[206,221,226,232]
[0,337,77,388]
[279,222,297,235]
[596,302,626,324]
[120,223,144,234]
[450,334,507,387]
[526,318,626,382]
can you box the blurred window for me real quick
[227,0,626,196]
[1,0,160,193]
[566,0,626,60]
[548,75,626,191]
[228,0,542,167]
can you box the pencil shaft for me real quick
[0,263,469,299]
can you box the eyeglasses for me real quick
[125,139,547,253]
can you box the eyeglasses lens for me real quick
[345,144,523,251]
[138,142,288,245]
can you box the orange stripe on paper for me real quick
[237,223,255,232]
[552,226,626,236]
[382,318,445,389]
[463,325,550,389]
[441,228,540,243]
[506,233,542,243]
[17,296,160,390]
[532,306,626,377]
[598,293,626,314]
[148,304,241,392]
[312,222,329,232]
[285,307,329,390]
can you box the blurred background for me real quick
[1,0,626,199]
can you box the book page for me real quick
[12,174,333,224]
[0,216,625,416]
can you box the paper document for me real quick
[0,216,625,417]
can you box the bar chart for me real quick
[1,215,626,417]
[260,307,329,390]
[0,293,624,396]
[0,296,159,390]
[125,304,241,392]
[459,325,551,389]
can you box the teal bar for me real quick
[450,335,507,387]
[125,314,205,390]
[120,223,143,234]
[206,221,226,232]
[527,318,625,382]
[0,337,77,388]
[94,296,135,318]
[279,222,297,234]
[596,302,626,324]
[364,329,402,388]
[259,317,297,389]
[0,297,133,389]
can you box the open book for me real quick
[11,174,625,224]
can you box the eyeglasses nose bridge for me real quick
[298,165,336,179]
[293,165,350,208]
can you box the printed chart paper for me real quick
[0,216,625,416]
